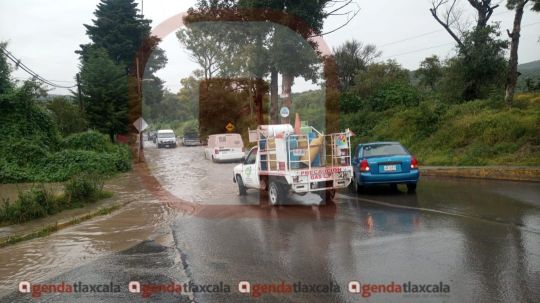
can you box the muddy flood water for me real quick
[0,142,539,302]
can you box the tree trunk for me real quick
[281,73,293,124]
[270,68,278,124]
[505,1,527,107]
[255,77,264,125]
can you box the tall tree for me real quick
[505,0,540,106]
[0,42,12,94]
[79,48,129,141]
[440,25,507,101]
[78,0,167,137]
[417,55,444,91]
[78,0,152,67]
[333,39,381,92]
[177,23,227,82]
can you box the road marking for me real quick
[340,194,540,235]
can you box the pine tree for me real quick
[77,0,166,138]
[78,0,152,68]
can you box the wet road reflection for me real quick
[0,143,538,302]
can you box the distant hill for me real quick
[517,60,540,92]
[518,60,540,73]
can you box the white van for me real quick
[204,133,244,162]
[156,129,177,148]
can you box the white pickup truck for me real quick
[233,124,353,205]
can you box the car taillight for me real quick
[214,148,219,154]
[411,156,418,169]
[359,159,370,172]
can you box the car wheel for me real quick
[157,144,161,149]
[407,183,417,193]
[268,181,284,206]
[212,156,217,163]
[236,175,247,196]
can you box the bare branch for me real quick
[430,0,465,48]
[313,5,360,37]
[324,0,353,17]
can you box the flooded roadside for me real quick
[0,170,178,297]
[0,183,63,205]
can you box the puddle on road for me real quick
[0,172,178,296]
[144,143,251,205]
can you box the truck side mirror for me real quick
[241,156,246,162]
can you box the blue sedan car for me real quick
[352,142,419,193]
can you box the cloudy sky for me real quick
[1,0,539,95]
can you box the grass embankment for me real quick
[0,173,112,225]
[0,131,131,183]
[341,93,540,166]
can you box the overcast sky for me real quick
[1,0,539,95]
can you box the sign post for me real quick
[133,117,149,162]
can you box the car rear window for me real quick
[217,135,243,147]
[362,144,408,158]
[158,133,175,138]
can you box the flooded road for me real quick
[1,142,539,302]
[0,172,179,298]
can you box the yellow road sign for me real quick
[226,122,235,132]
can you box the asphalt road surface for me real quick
[1,143,539,303]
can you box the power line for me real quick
[378,9,515,48]
[381,21,540,61]
[0,45,77,89]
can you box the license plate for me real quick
[384,165,397,172]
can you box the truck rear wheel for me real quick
[319,189,336,202]
[268,181,284,206]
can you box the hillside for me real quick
[291,89,540,166]
[517,60,540,92]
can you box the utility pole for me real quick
[136,56,143,162]
[76,73,83,111]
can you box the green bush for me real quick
[0,186,56,224]
[65,173,105,203]
[1,140,48,167]
[0,174,111,225]
[0,82,132,184]
[37,150,116,182]
[62,131,112,152]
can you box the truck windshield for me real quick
[362,144,408,158]
[245,148,257,164]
